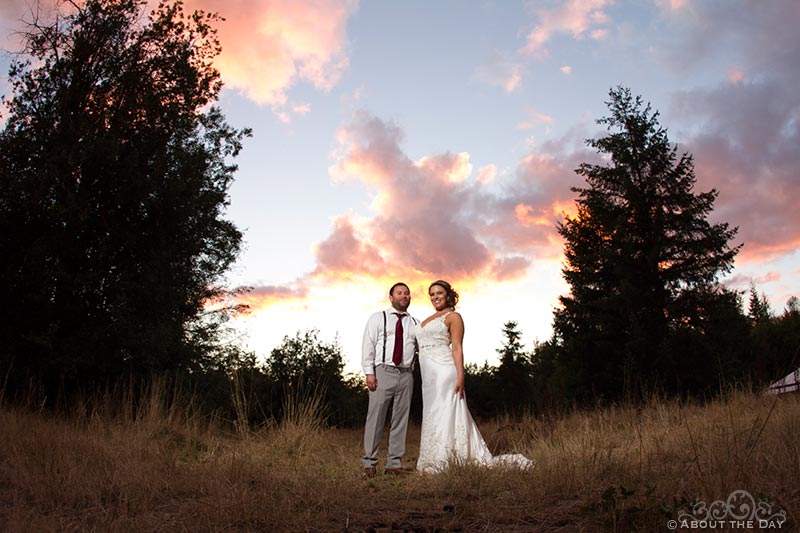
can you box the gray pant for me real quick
[362,364,414,469]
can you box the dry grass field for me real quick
[1,385,798,532]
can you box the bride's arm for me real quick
[447,312,466,398]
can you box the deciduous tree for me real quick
[0,0,250,393]
[267,329,364,426]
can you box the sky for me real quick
[1,0,798,375]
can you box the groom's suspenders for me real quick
[381,311,418,366]
[382,311,387,364]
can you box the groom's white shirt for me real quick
[362,307,417,375]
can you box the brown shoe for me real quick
[363,466,377,478]
[384,467,410,476]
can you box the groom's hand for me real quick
[366,374,377,392]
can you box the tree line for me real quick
[1,1,798,426]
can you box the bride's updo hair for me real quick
[429,280,459,309]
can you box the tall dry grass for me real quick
[1,384,797,532]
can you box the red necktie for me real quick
[392,313,405,366]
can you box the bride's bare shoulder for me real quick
[444,310,463,324]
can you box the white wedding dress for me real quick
[415,313,533,473]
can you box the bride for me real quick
[415,280,532,473]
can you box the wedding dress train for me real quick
[415,313,532,473]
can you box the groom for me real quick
[361,282,418,477]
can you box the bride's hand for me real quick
[454,375,465,398]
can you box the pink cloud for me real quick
[475,50,523,93]
[670,73,799,263]
[655,0,688,11]
[417,152,473,184]
[292,103,312,115]
[332,124,495,279]
[476,165,497,186]
[589,28,609,40]
[727,65,744,85]
[476,134,593,258]
[660,2,800,266]
[504,67,522,93]
[724,271,782,290]
[516,110,555,130]
[492,256,531,281]
[312,215,386,277]
[183,0,357,112]
[14,0,357,121]
[329,111,410,187]
[520,0,613,60]
[237,283,309,311]
[0,0,27,21]
[257,112,598,303]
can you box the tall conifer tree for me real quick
[553,87,742,401]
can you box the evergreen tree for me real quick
[495,321,533,414]
[750,294,800,388]
[497,321,525,368]
[0,0,251,393]
[786,296,800,315]
[552,87,742,402]
[462,361,497,419]
[747,283,773,326]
